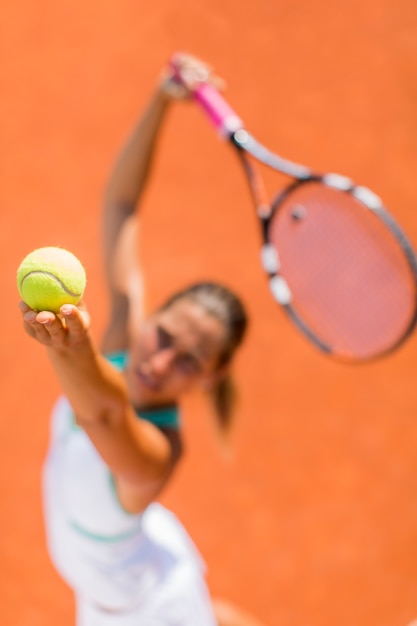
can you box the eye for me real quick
[156,325,173,350]
[175,354,201,376]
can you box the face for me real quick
[125,298,226,407]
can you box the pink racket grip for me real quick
[192,82,244,137]
[168,55,244,137]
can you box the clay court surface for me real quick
[1,1,417,624]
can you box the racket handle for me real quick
[193,83,244,137]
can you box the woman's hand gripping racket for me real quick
[170,55,417,362]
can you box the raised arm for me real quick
[101,81,172,353]
[101,54,218,353]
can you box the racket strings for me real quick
[268,183,417,359]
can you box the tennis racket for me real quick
[170,58,417,362]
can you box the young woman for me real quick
[19,54,265,626]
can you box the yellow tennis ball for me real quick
[17,246,87,313]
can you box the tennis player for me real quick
[19,53,266,626]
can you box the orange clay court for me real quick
[1,2,417,625]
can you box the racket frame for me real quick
[232,137,417,360]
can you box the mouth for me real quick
[134,369,161,392]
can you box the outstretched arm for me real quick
[20,301,174,512]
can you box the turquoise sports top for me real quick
[105,351,180,430]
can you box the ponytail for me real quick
[205,373,239,435]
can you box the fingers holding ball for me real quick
[17,247,89,345]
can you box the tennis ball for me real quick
[17,246,87,313]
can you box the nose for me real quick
[149,348,176,377]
